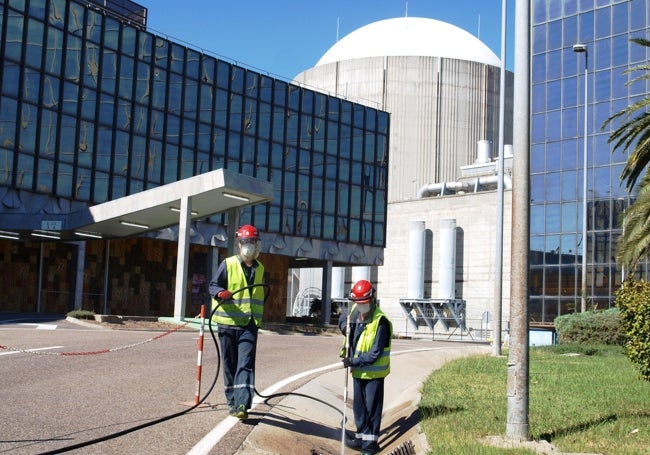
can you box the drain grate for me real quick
[309,439,415,455]
[384,439,416,455]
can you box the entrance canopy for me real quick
[0,169,273,240]
[68,168,273,238]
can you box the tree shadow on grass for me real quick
[419,403,464,419]
[380,404,464,449]
[537,410,650,443]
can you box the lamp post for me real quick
[573,43,588,313]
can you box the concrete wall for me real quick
[377,189,512,336]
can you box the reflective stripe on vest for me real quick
[212,256,265,327]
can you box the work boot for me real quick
[345,436,361,449]
[233,404,248,419]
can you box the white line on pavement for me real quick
[187,347,446,454]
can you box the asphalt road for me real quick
[1,313,490,454]
[1,313,346,454]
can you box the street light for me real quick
[573,43,588,312]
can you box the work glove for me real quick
[217,290,232,300]
[342,357,353,368]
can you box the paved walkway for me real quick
[233,341,491,455]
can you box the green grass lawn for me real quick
[419,344,650,454]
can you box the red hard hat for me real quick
[350,279,375,303]
[236,224,259,240]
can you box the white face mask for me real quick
[239,240,260,261]
[356,303,371,314]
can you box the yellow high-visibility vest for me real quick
[212,256,265,327]
[341,305,392,379]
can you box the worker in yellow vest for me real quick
[339,279,392,455]
[209,224,265,420]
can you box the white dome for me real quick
[316,17,500,67]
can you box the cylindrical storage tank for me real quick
[408,220,426,299]
[477,140,492,163]
[438,218,457,300]
[351,266,371,285]
[504,143,513,157]
[331,267,345,299]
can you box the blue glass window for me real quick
[96,126,112,171]
[561,138,578,171]
[594,70,611,103]
[13,153,34,190]
[86,9,102,44]
[611,35,629,68]
[594,38,611,71]
[548,20,563,51]
[562,106,578,139]
[630,0,646,31]
[546,204,562,233]
[561,171,578,201]
[231,66,244,94]
[546,172,562,202]
[67,1,84,36]
[118,55,134,99]
[532,174,544,204]
[564,0,577,16]
[531,205,545,235]
[595,6,611,39]
[533,0,546,24]
[548,110,562,140]
[579,10,594,44]
[533,25,546,54]
[186,49,200,77]
[5,10,23,62]
[531,143,545,173]
[25,18,44,69]
[183,79,198,119]
[532,54,546,84]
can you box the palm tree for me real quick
[603,38,650,269]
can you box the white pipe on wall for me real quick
[438,218,457,300]
[408,220,426,299]
[351,266,371,285]
[331,267,345,299]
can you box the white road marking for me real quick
[187,361,340,455]
[0,346,64,356]
[19,323,58,330]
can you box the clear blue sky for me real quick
[143,0,515,80]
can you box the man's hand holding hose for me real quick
[217,290,232,300]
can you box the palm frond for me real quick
[617,173,650,269]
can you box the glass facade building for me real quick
[0,0,389,251]
[530,0,648,321]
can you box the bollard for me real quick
[194,304,206,405]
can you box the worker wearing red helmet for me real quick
[339,279,393,455]
[209,224,265,420]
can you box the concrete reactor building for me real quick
[294,17,515,338]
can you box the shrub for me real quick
[67,309,96,320]
[554,308,624,345]
[615,278,650,381]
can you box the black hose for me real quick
[41,301,228,455]
[40,282,343,454]
[41,284,269,453]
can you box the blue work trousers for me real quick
[218,321,258,410]
[352,376,384,454]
